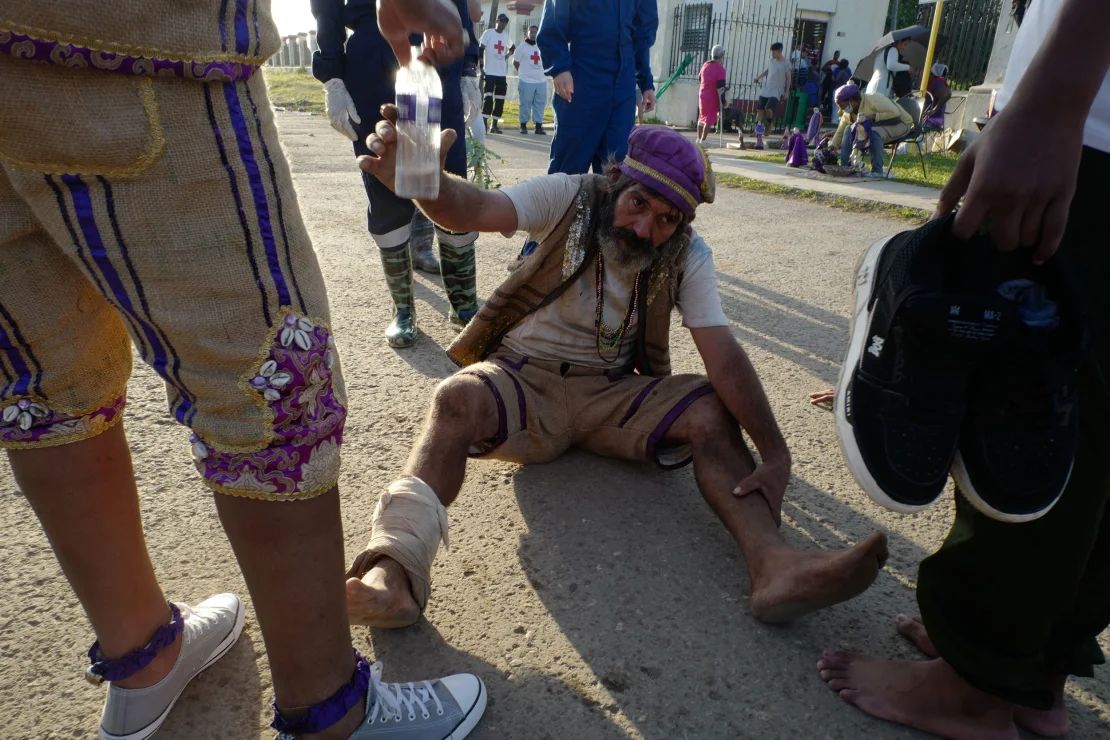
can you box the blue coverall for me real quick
[538,0,658,174]
[310,0,470,244]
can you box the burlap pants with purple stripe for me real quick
[463,351,713,467]
[0,56,346,501]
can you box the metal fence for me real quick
[667,0,800,121]
[915,0,1003,90]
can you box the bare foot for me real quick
[894,616,1070,736]
[749,532,888,623]
[345,556,420,628]
[895,613,938,657]
[816,652,1018,740]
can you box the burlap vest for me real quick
[447,175,690,377]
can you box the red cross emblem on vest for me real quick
[494,40,505,54]
[530,50,540,65]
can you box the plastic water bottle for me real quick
[998,279,1059,330]
[394,47,442,199]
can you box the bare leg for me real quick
[666,395,888,623]
[896,615,1071,737]
[7,423,181,689]
[215,489,363,740]
[346,375,498,627]
[817,652,1018,740]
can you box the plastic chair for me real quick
[885,95,927,179]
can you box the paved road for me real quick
[1,111,1105,739]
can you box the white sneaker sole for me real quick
[99,600,246,740]
[951,451,1070,523]
[445,676,487,740]
[835,235,934,515]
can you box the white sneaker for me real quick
[98,593,245,740]
[348,662,487,739]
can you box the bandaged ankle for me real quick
[363,476,449,611]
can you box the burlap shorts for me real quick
[462,350,714,467]
[0,56,346,501]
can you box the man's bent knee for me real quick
[430,374,500,442]
[668,392,736,446]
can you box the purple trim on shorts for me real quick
[618,377,662,428]
[495,354,529,371]
[203,83,273,326]
[44,174,150,361]
[193,315,346,497]
[467,370,508,453]
[99,176,197,425]
[0,28,257,82]
[223,82,292,309]
[62,175,194,424]
[0,305,37,398]
[243,84,307,313]
[1,394,126,447]
[234,0,252,55]
[645,384,715,467]
[491,359,528,431]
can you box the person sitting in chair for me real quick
[831,83,913,178]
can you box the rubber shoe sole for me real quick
[446,675,487,739]
[835,235,939,514]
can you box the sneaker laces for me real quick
[366,661,445,723]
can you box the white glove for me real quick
[323,78,361,141]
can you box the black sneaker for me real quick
[520,123,528,134]
[535,124,546,135]
[951,273,1083,522]
[490,121,503,134]
[836,217,1020,513]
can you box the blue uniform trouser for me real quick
[548,91,636,174]
[517,81,546,126]
[841,128,885,174]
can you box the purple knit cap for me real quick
[617,126,715,218]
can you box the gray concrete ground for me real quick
[0,111,1106,739]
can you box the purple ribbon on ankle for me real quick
[86,602,183,685]
[271,650,371,735]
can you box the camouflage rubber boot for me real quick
[378,244,417,347]
[409,210,440,274]
[437,235,478,327]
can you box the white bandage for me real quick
[364,476,449,611]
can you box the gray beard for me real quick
[599,232,654,272]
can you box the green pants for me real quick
[917,147,1110,709]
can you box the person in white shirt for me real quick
[479,13,515,134]
[513,24,548,135]
[819,2,1110,738]
[866,39,914,99]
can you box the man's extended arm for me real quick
[358,112,519,234]
[538,0,573,79]
[690,325,791,510]
[309,0,346,83]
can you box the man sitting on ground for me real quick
[347,119,889,628]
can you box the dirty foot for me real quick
[816,652,1018,740]
[345,555,420,628]
[750,532,888,623]
[894,615,1069,736]
[895,614,938,657]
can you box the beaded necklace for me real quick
[594,251,642,363]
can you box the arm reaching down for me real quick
[691,325,792,517]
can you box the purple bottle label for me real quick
[428,96,442,125]
[396,93,416,122]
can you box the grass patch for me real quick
[716,173,929,223]
[736,148,958,189]
[264,69,325,113]
[498,99,556,125]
